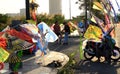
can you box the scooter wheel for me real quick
[111,48,120,61]
[84,51,94,60]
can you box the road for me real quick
[49,36,120,74]
[1,36,120,74]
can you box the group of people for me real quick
[53,21,70,45]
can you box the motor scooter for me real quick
[83,26,120,63]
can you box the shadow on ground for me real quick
[74,60,120,74]
[48,37,81,52]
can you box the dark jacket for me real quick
[64,25,70,34]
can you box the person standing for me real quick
[78,20,84,37]
[62,22,70,45]
[53,21,62,44]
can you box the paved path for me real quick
[1,36,120,74]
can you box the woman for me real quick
[62,22,70,45]
[53,21,62,44]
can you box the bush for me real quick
[0,14,10,31]
[37,13,65,26]
[0,14,9,24]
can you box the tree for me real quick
[0,14,9,24]
[76,0,92,30]
[37,14,65,26]
[0,14,9,31]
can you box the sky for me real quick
[0,0,80,19]
[62,0,82,19]
[0,0,120,19]
[0,0,49,14]
[0,0,25,14]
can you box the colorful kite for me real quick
[0,21,58,71]
[84,25,103,41]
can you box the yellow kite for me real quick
[93,2,103,11]
[84,25,103,41]
[0,47,10,62]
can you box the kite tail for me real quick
[107,0,118,22]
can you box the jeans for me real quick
[64,32,69,43]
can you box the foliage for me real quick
[0,14,9,24]
[0,14,10,31]
[0,23,6,31]
[57,51,77,74]
[76,0,93,11]
[76,0,105,20]
[76,0,120,22]
[72,16,85,23]
[79,35,84,59]
[5,38,24,71]
[53,14,65,24]
[57,35,83,74]
[37,13,65,26]
[0,13,82,31]
[117,14,120,22]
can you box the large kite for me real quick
[0,22,58,71]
